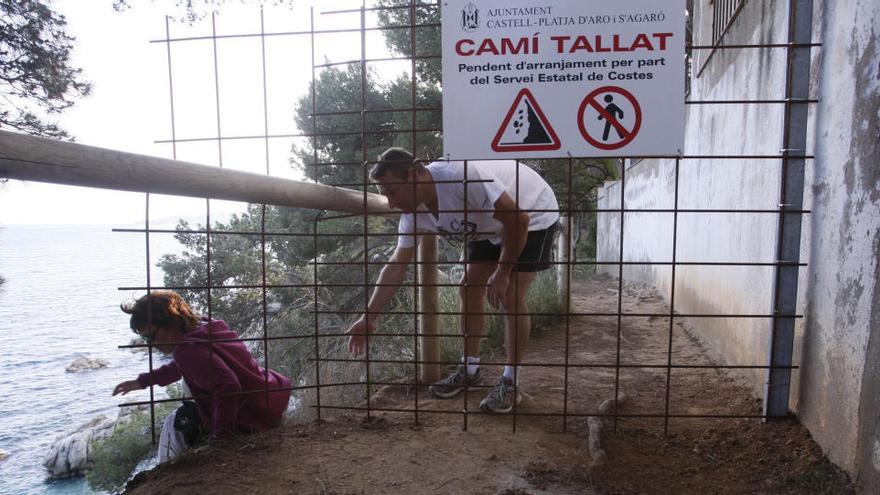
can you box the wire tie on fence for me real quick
[779,148,806,154]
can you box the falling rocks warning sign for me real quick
[441,0,685,159]
[492,88,561,152]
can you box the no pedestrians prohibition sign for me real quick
[441,0,685,159]
[577,86,642,150]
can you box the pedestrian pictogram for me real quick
[577,86,642,151]
[491,88,561,152]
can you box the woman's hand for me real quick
[113,380,144,396]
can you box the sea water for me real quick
[0,225,183,494]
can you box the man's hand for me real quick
[486,269,511,309]
[345,318,376,356]
[113,380,144,396]
[489,191,527,310]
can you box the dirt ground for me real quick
[125,275,855,494]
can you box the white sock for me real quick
[502,365,516,381]
[464,356,480,376]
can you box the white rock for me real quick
[42,404,155,479]
[65,356,110,373]
[42,404,162,478]
[43,415,115,478]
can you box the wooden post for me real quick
[418,234,441,384]
[556,216,571,307]
[0,130,390,214]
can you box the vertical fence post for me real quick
[419,234,441,383]
[556,216,571,307]
[764,0,812,419]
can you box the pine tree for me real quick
[0,0,91,140]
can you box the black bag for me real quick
[173,400,203,446]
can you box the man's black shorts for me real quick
[467,222,558,272]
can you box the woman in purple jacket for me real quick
[112,291,291,462]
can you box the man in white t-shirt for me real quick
[345,147,559,413]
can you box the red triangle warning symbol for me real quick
[491,88,561,152]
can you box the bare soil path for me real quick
[125,275,854,494]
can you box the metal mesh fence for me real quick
[115,0,816,442]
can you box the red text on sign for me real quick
[454,33,674,57]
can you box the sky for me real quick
[0,0,390,226]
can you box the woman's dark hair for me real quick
[369,147,424,181]
[121,290,201,335]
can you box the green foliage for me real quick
[158,208,291,333]
[376,0,442,85]
[286,265,567,422]
[0,0,91,139]
[291,64,443,185]
[86,416,154,492]
[528,159,617,212]
[526,158,618,263]
[86,398,179,493]
[575,206,599,261]
[478,269,564,355]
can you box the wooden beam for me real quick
[0,130,391,214]
[556,217,571,307]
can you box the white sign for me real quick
[442,0,685,159]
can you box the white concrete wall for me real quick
[597,0,880,488]
[800,0,880,490]
[598,0,789,394]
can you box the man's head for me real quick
[370,147,426,211]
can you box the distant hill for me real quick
[116,212,237,230]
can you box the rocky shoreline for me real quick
[42,404,147,479]
[43,352,151,479]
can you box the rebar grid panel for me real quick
[117,0,818,442]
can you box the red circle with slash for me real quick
[577,86,642,150]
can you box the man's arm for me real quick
[487,191,529,308]
[346,245,416,355]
